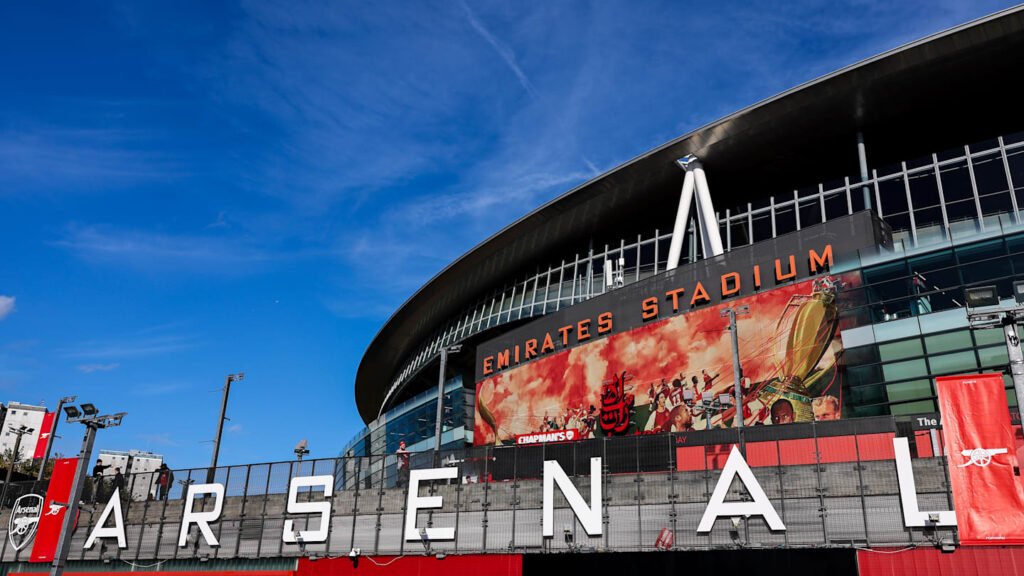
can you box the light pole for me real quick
[37,395,77,481]
[965,283,1024,410]
[208,373,244,483]
[49,404,124,576]
[434,345,461,466]
[1,424,35,506]
[720,305,750,435]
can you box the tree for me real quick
[1,445,27,473]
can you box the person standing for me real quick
[396,441,410,488]
[157,463,174,500]
[112,467,125,500]
[91,458,109,503]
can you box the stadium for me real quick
[5,6,1024,576]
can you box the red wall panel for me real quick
[857,546,1024,575]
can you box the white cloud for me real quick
[77,363,120,373]
[0,296,14,321]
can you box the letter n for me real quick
[543,457,602,537]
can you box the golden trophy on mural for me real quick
[750,276,843,424]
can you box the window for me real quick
[774,204,796,235]
[924,330,973,354]
[886,379,933,403]
[938,160,974,203]
[882,359,928,381]
[799,199,823,227]
[928,350,977,374]
[879,339,923,362]
[878,177,909,215]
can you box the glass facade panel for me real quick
[928,350,978,374]
[923,330,972,354]
[977,345,1009,367]
[973,328,1006,346]
[878,339,923,362]
[882,359,928,382]
[886,379,932,403]
[890,400,938,415]
[938,160,974,203]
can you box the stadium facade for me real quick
[350,5,1024,456]
[5,7,1024,576]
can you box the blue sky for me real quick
[0,0,1014,468]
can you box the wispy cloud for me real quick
[53,224,273,271]
[77,363,119,373]
[62,334,194,359]
[226,423,243,433]
[460,1,538,98]
[0,296,14,321]
[0,123,186,195]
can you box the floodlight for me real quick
[701,392,713,403]
[1014,280,1024,305]
[80,403,98,416]
[940,539,956,553]
[64,406,81,419]
[682,389,695,402]
[719,394,733,405]
[965,285,999,308]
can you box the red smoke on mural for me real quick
[474,276,851,445]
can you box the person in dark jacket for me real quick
[112,467,125,496]
[157,463,174,500]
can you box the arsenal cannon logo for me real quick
[9,494,43,551]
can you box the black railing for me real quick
[0,415,957,561]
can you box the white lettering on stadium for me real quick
[71,438,952,549]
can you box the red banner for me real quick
[32,412,55,460]
[29,458,78,562]
[936,373,1024,545]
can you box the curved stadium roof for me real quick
[355,6,1024,423]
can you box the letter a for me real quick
[84,488,127,549]
[697,446,785,532]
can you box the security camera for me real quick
[348,548,360,558]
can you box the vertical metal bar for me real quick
[999,136,1021,222]
[510,446,518,551]
[541,266,553,315]
[776,438,788,547]
[349,458,361,554]
[819,183,827,223]
[845,177,853,214]
[653,230,660,275]
[902,163,918,245]
[793,191,801,230]
[934,155,952,239]
[770,196,777,237]
[858,132,872,210]
[373,456,386,555]
[872,170,883,218]
[811,422,830,545]
[725,209,732,250]
[965,145,986,231]
[602,437,609,550]
[854,430,871,548]
[233,464,251,558]
[256,463,272,558]
[480,445,490,551]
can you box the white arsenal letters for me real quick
[74,438,958,550]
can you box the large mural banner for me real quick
[475,276,852,445]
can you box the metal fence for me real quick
[0,415,958,561]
